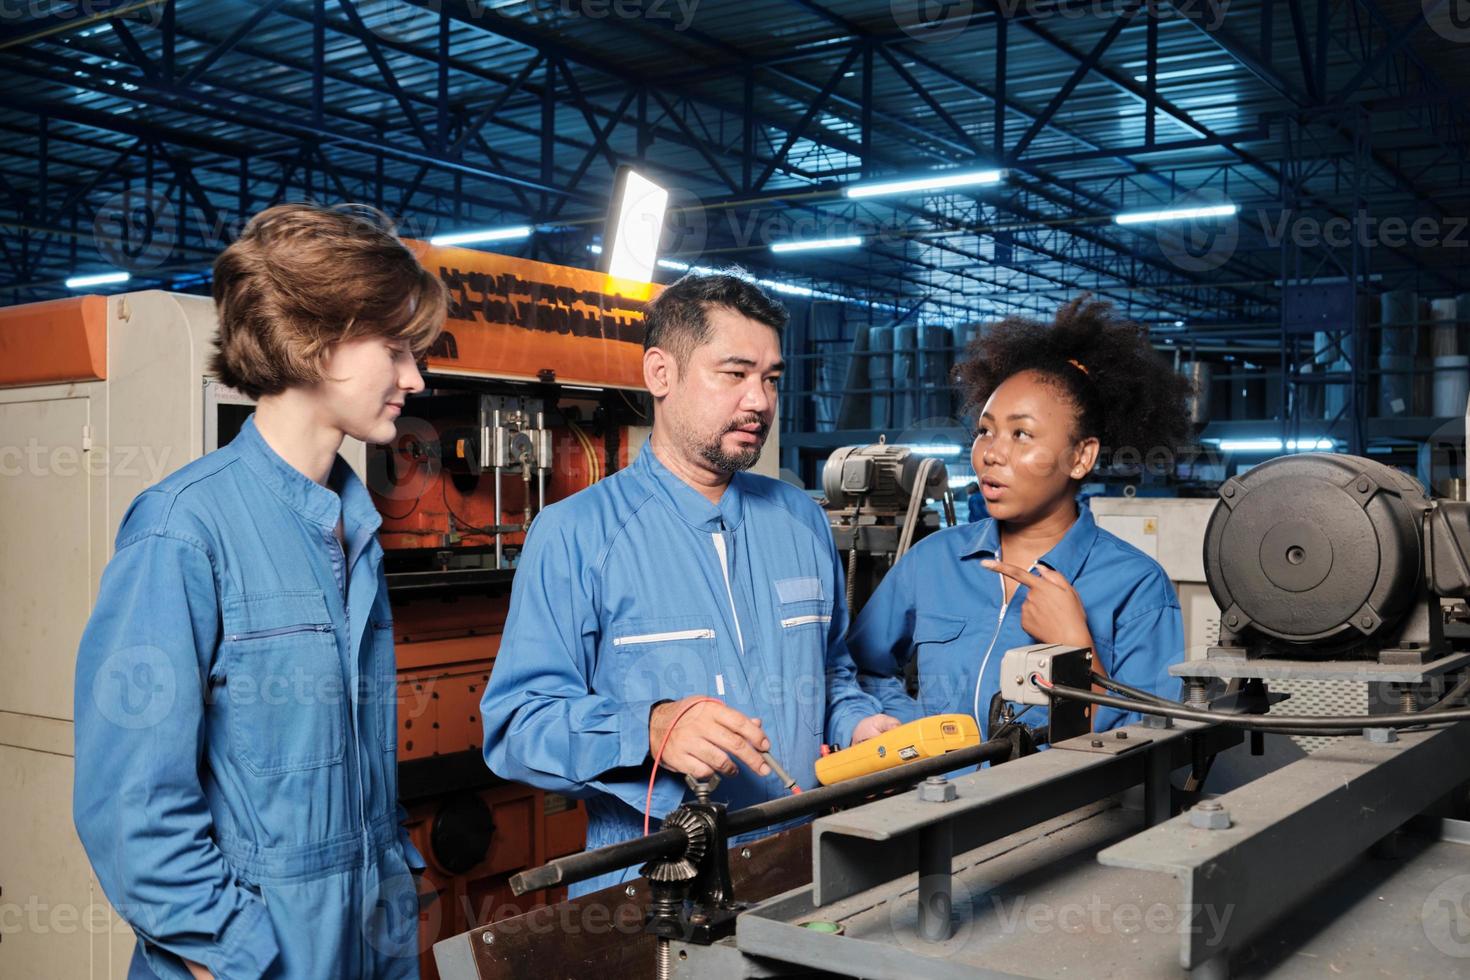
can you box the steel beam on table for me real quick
[811,721,1241,906]
[1097,720,1470,973]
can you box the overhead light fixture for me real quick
[657,258,690,272]
[430,225,533,247]
[1131,64,1236,83]
[771,236,862,254]
[65,270,130,289]
[1214,437,1335,453]
[603,167,669,281]
[899,443,965,456]
[1114,203,1238,225]
[845,168,1006,199]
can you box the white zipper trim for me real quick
[780,614,832,628]
[613,628,717,647]
[972,560,1035,736]
[710,532,746,655]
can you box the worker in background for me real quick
[481,271,900,895]
[965,480,988,523]
[848,297,1189,736]
[73,204,444,980]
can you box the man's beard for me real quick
[696,415,769,474]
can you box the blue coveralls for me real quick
[74,415,424,979]
[480,443,882,896]
[848,504,1184,737]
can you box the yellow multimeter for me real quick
[814,714,982,786]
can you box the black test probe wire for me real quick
[1037,671,1470,734]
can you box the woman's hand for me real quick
[981,560,1094,651]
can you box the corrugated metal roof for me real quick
[0,0,1466,335]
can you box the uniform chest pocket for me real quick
[913,613,973,717]
[773,576,831,633]
[221,590,345,775]
[608,618,718,704]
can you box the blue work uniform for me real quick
[481,443,881,896]
[74,415,424,980]
[848,503,1182,737]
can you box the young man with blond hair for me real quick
[74,203,445,979]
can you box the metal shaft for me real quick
[510,736,1011,895]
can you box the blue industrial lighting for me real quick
[770,236,862,254]
[1131,64,1236,83]
[429,225,533,247]
[1114,203,1238,225]
[844,168,1006,199]
[1212,438,1336,453]
[900,444,965,456]
[66,270,130,289]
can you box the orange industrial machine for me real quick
[381,244,659,978]
[0,245,696,979]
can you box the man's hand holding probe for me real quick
[649,698,903,779]
[650,697,772,779]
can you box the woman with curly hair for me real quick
[847,296,1193,735]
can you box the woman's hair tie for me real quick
[1067,358,1090,378]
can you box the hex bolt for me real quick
[918,775,958,803]
[1226,613,1239,628]
[1190,800,1232,830]
[1222,484,1235,498]
[1364,727,1399,745]
[626,884,638,897]
[740,848,753,860]
[481,932,495,946]
[1356,477,1371,493]
[1090,738,1104,748]
[1361,615,1374,629]
[1115,731,1128,740]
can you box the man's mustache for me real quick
[723,415,770,438]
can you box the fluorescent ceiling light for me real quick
[66,270,130,289]
[1114,203,1237,225]
[844,168,1006,199]
[1131,64,1236,83]
[657,258,690,272]
[603,168,668,282]
[1215,438,1335,453]
[430,225,533,247]
[771,236,862,254]
[587,243,603,254]
[900,444,965,456]
[948,475,979,489]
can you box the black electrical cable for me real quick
[1090,671,1177,706]
[1040,678,1470,731]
